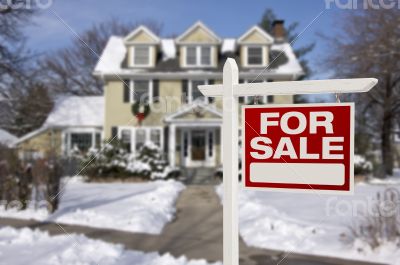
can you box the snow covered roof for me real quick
[94,29,303,77]
[161,39,176,61]
[221,38,236,53]
[270,43,303,74]
[15,96,104,145]
[44,96,104,127]
[94,36,127,74]
[0,129,17,147]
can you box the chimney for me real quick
[272,20,285,41]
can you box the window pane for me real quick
[95,133,101,148]
[121,130,131,152]
[135,129,146,151]
[134,80,149,103]
[247,47,262,65]
[70,133,92,153]
[150,129,161,147]
[134,47,149,65]
[186,47,197,65]
[208,131,213,156]
[192,80,206,101]
[201,47,211,65]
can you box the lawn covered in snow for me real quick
[217,179,400,264]
[0,178,185,234]
[0,227,220,265]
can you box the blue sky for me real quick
[25,0,344,87]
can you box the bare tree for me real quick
[323,9,400,177]
[39,18,163,95]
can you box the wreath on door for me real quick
[131,102,150,125]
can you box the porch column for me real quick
[169,124,176,167]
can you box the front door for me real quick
[181,128,216,167]
[191,130,206,161]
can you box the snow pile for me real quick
[161,39,176,60]
[0,179,185,235]
[48,179,185,234]
[94,36,126,73]
[221,38,236,53]
[216,183,400,264]
[44,96,104,127]
[0,129,17,147]
[271,43,303,74]
[0,227,220,265]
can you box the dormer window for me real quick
[247,47,263,66]
[185,46,212,67]
[132,46,151,66]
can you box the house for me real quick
[15,96,103,160]
[17,20,303,167]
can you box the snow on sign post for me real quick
[243,103,354,193]
[198,58,377,265]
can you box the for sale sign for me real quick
[242,103,354,194]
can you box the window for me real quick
[183,80,210,103]
[70,133,92,153]
[133,46,150,66]
[183,132,188,157]
[247,47,263,66]
[192,80,206,101]
[185,46,212,67]
[95,133,101,148]
[121,129,131,152]
[186,47,197,66]
[201,47,211,65]
[150,129,161,147]
[135,129,146,151]
[133,80,150,103]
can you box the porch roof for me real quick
[164,102,222,125]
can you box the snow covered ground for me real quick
[0,226,220,265]
[0,178,185,234]
[217,179,400,264]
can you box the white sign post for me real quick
[199,58,377,265]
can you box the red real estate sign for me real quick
[242,103,354,194]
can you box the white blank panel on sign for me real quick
[250,163,345,185]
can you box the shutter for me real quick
[208,80,215,103]
[111,127,118,140]
[153,79,159,103]
[123,80,130,103]
[182,80,188,103]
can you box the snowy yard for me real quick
[0,227,220,265]
[217,177,400,264]
[0,178,185,234]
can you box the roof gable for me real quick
[124,26,160,44]
[176,21,221,44]
[165,102,222,122]
[238,25,274,44]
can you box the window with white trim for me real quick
[70,133,92,153]
[185,46,212,67]
[247,46,263,66]
[185,80,209,103]
[133,46,151,66]
[128,80,154,104]
[117,127,163,153]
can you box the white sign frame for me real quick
[198,58,377,265]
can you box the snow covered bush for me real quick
[83,141,180,180]
[347,188,400,249]
[354,154,373,175]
